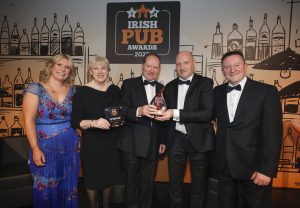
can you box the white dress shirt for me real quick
[227,76,247,123]
[173,74,194,134]
[136,76,156,117]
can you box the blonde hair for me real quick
[39,54,76,85]
[88,56,111,81]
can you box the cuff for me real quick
[173,109,180,121]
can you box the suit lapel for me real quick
[136,76,148,105]
[233,79,252,122]
[184,75,198,107]
[169,79,179,109]
[220,84,231,124]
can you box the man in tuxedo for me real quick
[213,50,282,208]
[117,53,166,208]
[156,51,215,208]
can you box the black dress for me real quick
[71,85,122,189]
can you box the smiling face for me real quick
[142,55,161,81]
[90,61,109,84]
[222,54,247,85]
[176,51,195,80]
[50,58,71,82]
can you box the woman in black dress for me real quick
[71,56,122,208]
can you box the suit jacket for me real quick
[163,74,215,152]
[117,76,165,158]
[214,78,283,180]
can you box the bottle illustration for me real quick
[274,80,282,91]
[19,29,30,55]
[0,116,9,137]
[258,13,270,60]
[74,67,82,86]
[0,15,10,55]
[130,69,135,78]
[227,23,243,53]
[2,75,13,107]
[40,18,49,55]
[24,67,34,89]
[13,68,24,107]
[212,68,219,87]
[61,15,73,55]
[50,13,60,55]
[107,76,114,84]
[272,15,286,55]
[211,22,223,59]
[73,22,84,56]
[10,116,24,136]
[245,17,257,60]
[296,28,300,48]
[281,127,295,167]
[116,73,124,88]
[10,23,20,55]
[31,17,39,55]
[249,73,254,80]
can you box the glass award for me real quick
[104,106,124,127]
[151,87,167,117]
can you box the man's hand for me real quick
[155,109,174,121]
[138,104,158,118]
[251,171,271,186]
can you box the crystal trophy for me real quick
[151,87,167,117]
[104,106,124,127]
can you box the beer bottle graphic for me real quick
[0,15,10,55]
[227,23,243,53]
[61,15,73,55]
[40,17,49,55]
[19,29,30,55]
[24,67,34,89]
[258,13,270,60]
[50,13,60,55]
[10,116,24,136]
[11,23,20,55]
[13,68,24,107]
[0,116,9,137]
[31,17,39,55]
[245,17,257,60]
[211,22,223,59]
[73,22,84,56]
[2,75,13,107]
[272,15,285,55]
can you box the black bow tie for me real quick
[226,84,241,93]
[144,80,156,86]
[178,79,191,85]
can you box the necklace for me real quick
[47,83,64,93]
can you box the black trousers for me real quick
[218,165,272,208]
[121,146,157,208]
[168,131,211,208]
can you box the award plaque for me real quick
[104,106,124,127]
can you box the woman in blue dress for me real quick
[22,54,79,207]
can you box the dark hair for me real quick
[221,50,245,64]
[142,53,161,65]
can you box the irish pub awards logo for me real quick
[106,2,180,64]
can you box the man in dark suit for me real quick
[156,51,215,208]
[117,53,166,208]
[213,50,282,208]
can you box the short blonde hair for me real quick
[88,56,111,81]
[39,54,75,85]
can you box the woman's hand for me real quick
[32,147,46,166]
